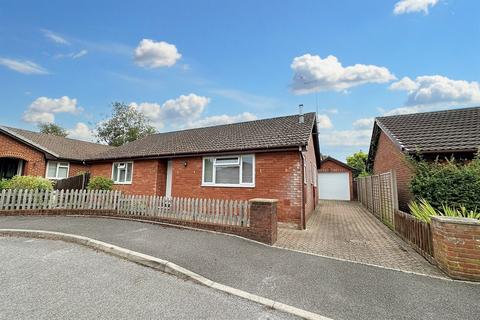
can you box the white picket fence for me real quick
[0,189,250,227]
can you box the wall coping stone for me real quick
[432,216,480,226]
[249,198,278,203]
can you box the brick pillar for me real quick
[431,216,480,281]
[248,198,278,245]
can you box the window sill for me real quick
[113,182,132,185]
[46,177,68,180]
[201,183,255,188]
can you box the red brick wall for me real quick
[68,163,89,177]
[88,149,311,228]
[170,151,304,228]
[431,216,480,281]
[0,132,46,177]
[373,131,414,211]
[303,134,318,223]
[89,160,161,195]
[318,159,353,200]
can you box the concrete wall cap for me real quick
[249,198,278,203]
[432,216,480,226]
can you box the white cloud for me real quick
[387,75,480,115]
[54,49,88,60]
[317,114,333,129]
[291,54,395,94]
[353,117,375,129]
[186,112,257,129]
[23,96,80,123]
[321,129,372,147]
[389,76,419,92]
[131,94,258,130]
[394,0,439,15]
[0,58,48,74]
[41,29,70,45]
[134,39,181,68]
[67,122,94,141]
[131,93,210,129]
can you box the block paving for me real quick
[276,200,445,277]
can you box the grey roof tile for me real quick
[376,106,480,153]
[92,113,316,160]
[1,126,114,161]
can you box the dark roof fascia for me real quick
[375,118,406,152]
[320,156,357,172]
[86,146,303,163]
[0,126,59,159]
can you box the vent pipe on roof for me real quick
[298,104,304,124]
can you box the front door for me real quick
[165,160,173,197]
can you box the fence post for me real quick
[248,198,278,245]
[390,169,399,211]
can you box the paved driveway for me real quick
[276,200,443,276]
[1,216,479,320]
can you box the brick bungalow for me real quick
[367,106,480,211]
[0,113,320,229]
[0,126,112,180]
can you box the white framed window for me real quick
[202,154,255,187]
[312,162,317,186]
[112,162,133,184]
[46,161,70,180]
[304,161,307,185]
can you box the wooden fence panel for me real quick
[394,210,434,262]
[355,170,398,230]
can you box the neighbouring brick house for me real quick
[0,113,321,229]
[367,107,480,211]
[0,126,113,180]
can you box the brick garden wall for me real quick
[431,216,480,281]
[318,159,354,201]
[0,199,278,245]
[373,131,414,211]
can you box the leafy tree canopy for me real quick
[346,151,368,177]
[38,123,68,138]
[96,102,157,146]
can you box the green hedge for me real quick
[87,176,114,190]
[409,156,480,212]
[0,176,54,190]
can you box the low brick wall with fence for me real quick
[0,189,278,245]
[431,216,480,281]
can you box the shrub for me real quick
[409,198,480,223]
[87,176,114,190]
[0,179,9,190]
[409,156,480,212]
[2,176,54,190]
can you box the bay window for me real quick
[112,162,133,184]
[202,155,255,187]
[46,161,69,180]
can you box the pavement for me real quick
[0,215,479,320]
[0,237,295,320]
[276,200,443,276]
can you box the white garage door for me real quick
[318,172,350,201]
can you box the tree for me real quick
[346,151,368,177]
[96,102,157,146]
[38,123,68,137]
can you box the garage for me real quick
[318,157,354,201]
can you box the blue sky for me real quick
[1,0,479,160]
